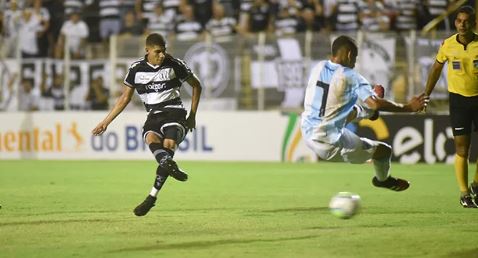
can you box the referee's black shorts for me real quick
[449,92,478,136]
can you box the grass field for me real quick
[1,160,478,258]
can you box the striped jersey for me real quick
[301,60,375,144]
[124,54,194,113]
[98,0,121,19]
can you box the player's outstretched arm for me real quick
[92,85,134,136]
[185,74,202,132]
[364,93,429,113]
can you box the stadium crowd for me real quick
[0,0,472,59]
[0,0,475,112]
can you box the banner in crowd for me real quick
[408,37,448,99]
[249,36,396,108]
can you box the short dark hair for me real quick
[456,5,476,23]
[146,33,166,47]
[332,35,358,56]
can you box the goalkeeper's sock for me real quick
[373,157,391,181]
[149,166,169,197]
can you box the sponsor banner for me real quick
[282,113,476,164]
[1,112,470,163]
[0,111,288,161]
[354,115,475,164]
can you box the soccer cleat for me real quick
[133,195,157,216]
[370,84,385,121]
[159,157,188,182]
[372,176,410,191]
[469,184,478,205]
[460,195,478,208]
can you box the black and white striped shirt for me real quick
[394,0,418,31]
[206,17,236,37]
[99,0,121,19]
[335,0,360,31]
[124,54,194,112]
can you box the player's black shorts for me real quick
[449,92,478,136]
[142,108,188,143]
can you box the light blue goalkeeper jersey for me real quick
[301,60,375,144]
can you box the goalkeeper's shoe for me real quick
[460,194,477,208]
[372,176,410,191]
[369,84,385,121]
[133,195,157,216]
[160,157,188,182]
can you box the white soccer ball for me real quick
[328,192,361,219]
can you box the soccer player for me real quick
[423,6,478,208]
[301,35,429,191]
[92,33,202,216]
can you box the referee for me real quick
[424,6,478,208]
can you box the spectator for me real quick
[174,4,204,41]
[18,8,42,58]
[186,0,215,26]
[40,70,65,110]
[334,0,361,32]
[135,0,158,27]
[119,9,144,37]
[146,4,174,37]
[161,0,182,22]
[419,0,451,30]
[43,0,64,58]
[298,7,323,32]
[64,0,90,17]
[18,79,39,111]
[320,0,337,32]
[86,76,109,110]
[55,9,89,59]
[205,3,237,39]
[274,6,301,36]
[359,0,391,32]
[120,0,136,19]
[2,0,22,57]
[240,0,274,34]
[32,0,51,57]
[98,0,121,41]
[0,73,18,111]
[390,0,420,31]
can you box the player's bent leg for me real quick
[145,130,188,182]
[371,143,410,191]
[159,127,188,182]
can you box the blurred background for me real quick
[0,0,476,162]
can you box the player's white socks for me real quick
[149,187,159,197]
[373,157,390,181]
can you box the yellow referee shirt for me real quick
[436,33,478,97]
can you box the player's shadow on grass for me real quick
[444,248,478,258]
[112,235,319,252]
[0,218,109,227]
[261,206,328,213]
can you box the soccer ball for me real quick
[328,192,361,219]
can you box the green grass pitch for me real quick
[1,160,478,258]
